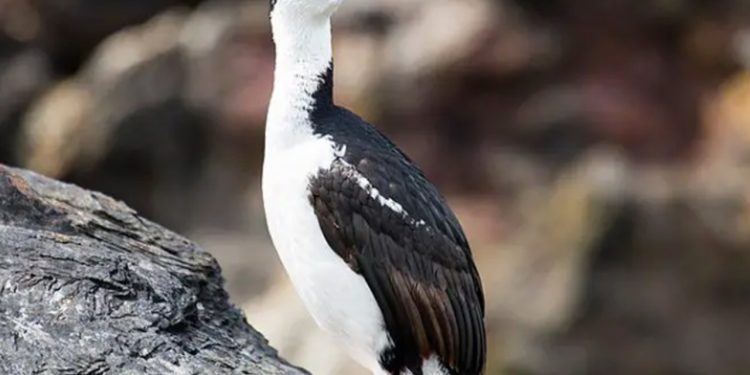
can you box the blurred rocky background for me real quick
[1,0,750,374]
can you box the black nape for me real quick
[310,63,335,118]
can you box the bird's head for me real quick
[270,0,344,19]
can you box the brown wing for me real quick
[309,159,485,375]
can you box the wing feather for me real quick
[310,158,485,375]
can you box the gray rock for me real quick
[0,43,53,165]
[0,164,307,375]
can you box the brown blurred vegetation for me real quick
[1,0,749,374]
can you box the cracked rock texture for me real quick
[0,164,306,375]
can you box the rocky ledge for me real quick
[0,164,306,375]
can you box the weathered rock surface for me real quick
[0,165,306,375]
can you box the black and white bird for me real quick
[262,1,486,374]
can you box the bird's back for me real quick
[308,106,486,375]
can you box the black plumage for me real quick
[307,67,486,375]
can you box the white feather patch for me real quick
[336,157,427,228]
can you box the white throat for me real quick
[266,9,334,148]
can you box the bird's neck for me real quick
[267,13,334,145]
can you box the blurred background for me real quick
[1,0,750,373]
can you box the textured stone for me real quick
[0,164,307,375]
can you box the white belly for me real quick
[262,135,390,372]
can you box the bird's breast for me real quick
[261,135,390,371]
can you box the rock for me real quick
[480,147,750,374]
[0,39,53,165]
[0,164,307,375]
[18,9,212,232]
[18,80,93,178]
[31,0,204,72]
[17,2,274,233]
[380,0,495,80]
[704,70,750,159]
[736,28,750,68]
